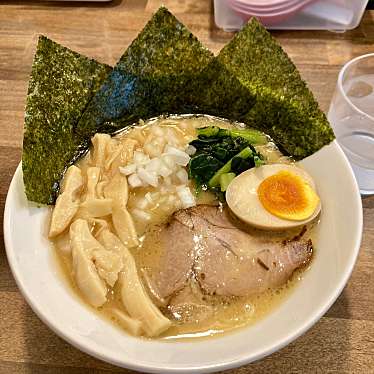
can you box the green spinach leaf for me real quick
[188,126,264,195]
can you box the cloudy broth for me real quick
[50,115,314,340]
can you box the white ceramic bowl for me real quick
[4,140,362,373]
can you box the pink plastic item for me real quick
[227,0,319,25]
[233,0,300,12]
[237,0,295,6]
[232,0,301,14]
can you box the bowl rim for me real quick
[4,141,363,373]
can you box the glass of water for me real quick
[328,53,374,195]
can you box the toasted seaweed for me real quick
[99,58,257,134]
[77,7,258,137]
[188,58,256,122]
[217,18,335,159]
[22,36,111,204]
[75,7,214,139]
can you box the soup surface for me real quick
[49,115,315,340]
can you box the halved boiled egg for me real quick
[226,164,321,230]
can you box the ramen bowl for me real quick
[4,139,362,373]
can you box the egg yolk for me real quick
[257,170,320,221]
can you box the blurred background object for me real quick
[328,54,374,195]
[214,0,369,31]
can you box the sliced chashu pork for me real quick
[144,205,313,300]
[145,213,196,301]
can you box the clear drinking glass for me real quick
[328,53,374,195]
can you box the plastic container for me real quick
[214,0,369,31]
[227,0,317,25]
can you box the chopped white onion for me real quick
[137,167,159,187]
[122,124,197,223]
[144,138,164,158]
[158,162,173,178]
[133,151,150,165]
[176,168,189,184]
[164,145,190,166]
[161,154,176,170]
[128,174,143,188]
[119,163,137,176]
[176,186,196,208]
[185,144,197,156]
[145,158,161,173]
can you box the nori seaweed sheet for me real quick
[217,18,335,159]
[188,58,257,122]
[22,36,111,204]
[75,7,214,138]
[99,56,257,134]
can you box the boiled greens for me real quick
[188,126,265,194]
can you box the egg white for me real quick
[226,164,321,230]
